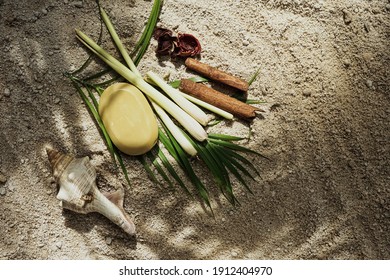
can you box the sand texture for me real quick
[0,0,389,259]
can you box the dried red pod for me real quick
[153,27,173,40]
[173,33,201,57]
[153,28,176,55]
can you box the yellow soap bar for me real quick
[99,83,158,155]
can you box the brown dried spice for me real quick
[153,27,201,58]
[153,28,176,56]
[172,33,201,57]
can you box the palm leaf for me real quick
[208,133,246,141]
[157,147,190,195]
[147,149,174,189]
[208,137,267,158]
[139,155,158,184]
[160,123,211,208]
[210,143,254,194]
[132,0,162,65]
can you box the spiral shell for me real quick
[46,148,74,183]
[46,147,136,236]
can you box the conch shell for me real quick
[46,147,136,236]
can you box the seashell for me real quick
[46,147,136,236]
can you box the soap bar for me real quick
[99,83,158,155]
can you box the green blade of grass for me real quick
[161,123,211,208]
[205,142,237,205]
[85,84,99,111]
[246,99,266,105]
[208,133,246,141]
[70,79,116,164]
[83,68,112,81]
[139,154,158,184]
[248,67,260,86]
[208,137,267,158]
[70,2,105,76]
[184,133,238,205]
[158,128,180,164]
[157,128,192,195]
[114,148,132,188]
[221,147,260,177]
[210,143,254,194]
[207,119,223,127]
[132,0,162,65]
[157,147,191,195]
[147,150,174,189]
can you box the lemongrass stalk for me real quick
[146,71,209,126]
[145,76,233,119]
[99,7,142,77]
[75,29,208,141]
[150,100,197,156]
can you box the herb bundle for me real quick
[67,0,266,209]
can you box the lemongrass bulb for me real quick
[150,101,197,156]
[146,71,209,126]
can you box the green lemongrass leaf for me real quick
[94,76,120,87]
[205,142,237,205]
[230,92,264,105]
[131,0,160,57]
[169,76,208,89]
[158,129,177,159]
[70,3,105,76]
[184,134,226,188]
[224,153,256,185]
[147,150,174,189]
[70,79,116,164]
[100,7,141,77]
[168,80,180,89]
[161,123,211,208]
[207,119,223,127]
[212,143,256,180]
[83,68,112,81]
[132,0,162,65]
[211,144,254,194]
[93,85,104,96]
[140,154,158,184]
[208,138,266,157]
[157,147,191,195]
[197,142,227,188]
[221,147,260,177]
[114,148,131,188]
[85,85,99,110]
[158,128,191,192]
[184,134,238,205]
[208,133,246,141]
[248,67,260,86]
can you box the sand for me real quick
[0,0,389,259]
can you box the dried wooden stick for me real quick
[185,58,249,92]
[179,79,259,120]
